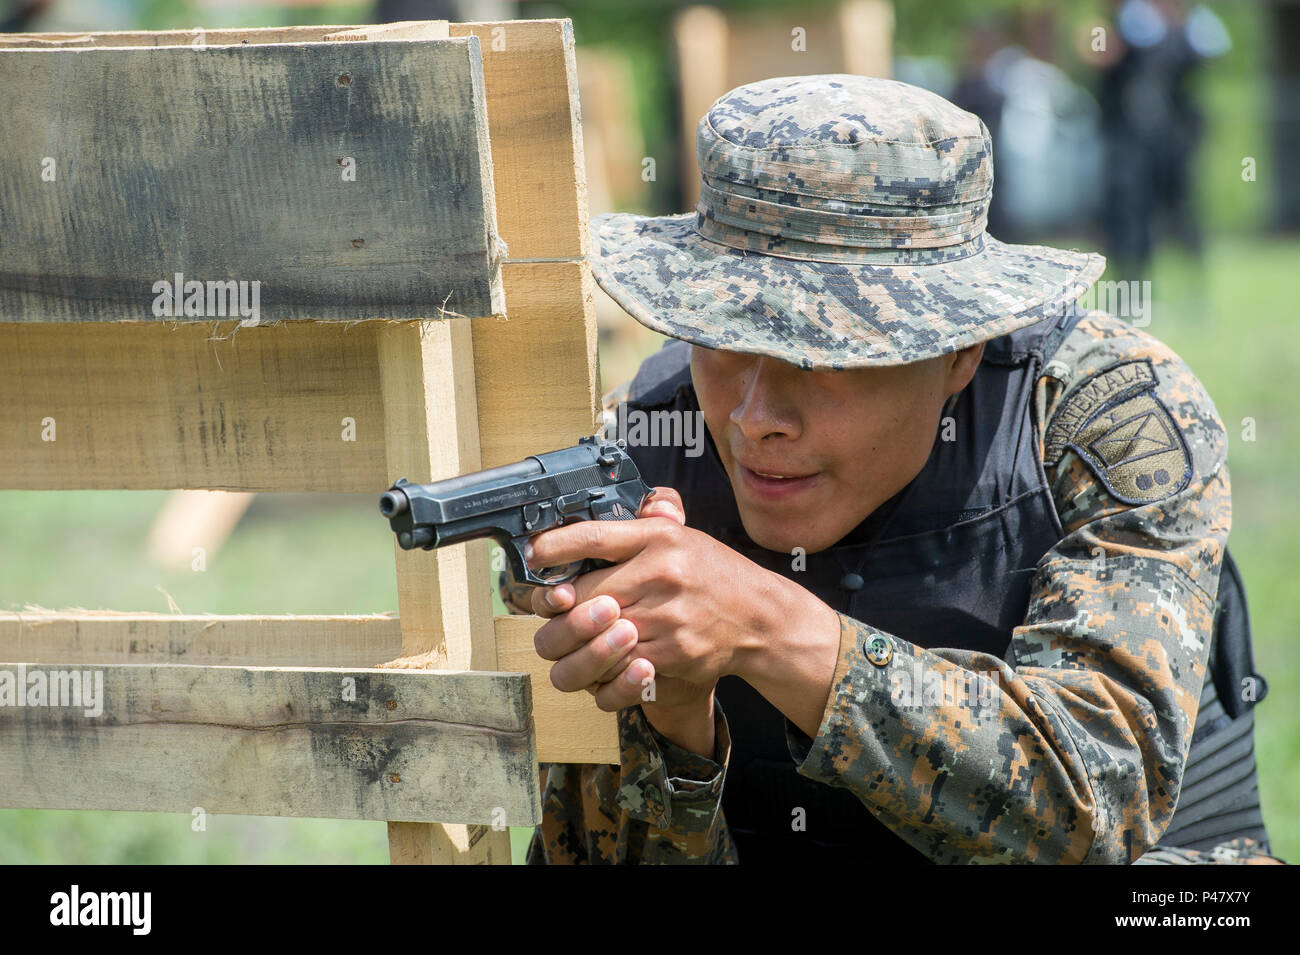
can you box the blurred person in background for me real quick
[951,11,1103,245]
[1096,0,1231,276]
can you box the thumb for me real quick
[639,486,685,525]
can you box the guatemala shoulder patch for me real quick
[1044,358,1193,504]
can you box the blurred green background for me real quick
[0,0,1293,864]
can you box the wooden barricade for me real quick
[0,17,620,866]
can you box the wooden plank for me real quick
[0,612,621,764]
[495,614,618,764]
[450,19,587,261]
[459,19,601,471]
[474,260,602,469]
[0,26,365,48]
[672,3,894,211]
[377,315,505,862]
[672,6,729,213]
[0,24,460,50]
[377,319,493,672]
[0,321,389,491]
[145,490,257,568]
[0,167,597,488]
[324,22,451,43]
[0,34,505,323]
[0,611,404,668]
[839,0,894,79]
[0,663,541,825]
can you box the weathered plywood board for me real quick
[0,662,541,826]
[0,611,621,763]
[0,33,505,322]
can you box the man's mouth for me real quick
[736,462,822,498]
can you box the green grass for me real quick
[1,237,1294,863]
[0,808,537,864]
[1134,238,1300,863]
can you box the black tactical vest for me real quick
[614,311,1271,864]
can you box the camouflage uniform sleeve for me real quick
[783,312,1230,863]
[1133,837,1286,865]
[497,566,538,615]
[525,703,738,864]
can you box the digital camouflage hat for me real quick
[590,74,1106,369]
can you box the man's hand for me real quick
[526,484,780,703]
[526,489,712,711]
[524,485,843,752]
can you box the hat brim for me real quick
[590,212,1105,369]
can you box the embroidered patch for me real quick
[1044,359,1192,504]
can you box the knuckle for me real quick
[597,685,634,713]
[599,618,636,657]
[533,621,567,661]
[530,589,553,618]
[659,558,688,589]
[549,663,577,694]
[578,519,606,552]
[659,521,691,555]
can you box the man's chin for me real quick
[738,508,834,555]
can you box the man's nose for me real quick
[729,357,800,441]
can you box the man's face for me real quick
[689,342,985,554]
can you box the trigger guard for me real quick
[531,559,585,586]
[509,535,586,587]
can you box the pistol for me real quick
[379,434,653,587]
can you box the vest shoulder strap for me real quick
[627,339,693,408]
[981,304,1087,367]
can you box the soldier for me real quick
[499,75,1281,864]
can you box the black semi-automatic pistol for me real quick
[379,434,652,587]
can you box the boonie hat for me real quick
[590,74,1106,369]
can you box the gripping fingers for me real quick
[548,617,640,692]
[530,582,575,619]
[591,658,655,712]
